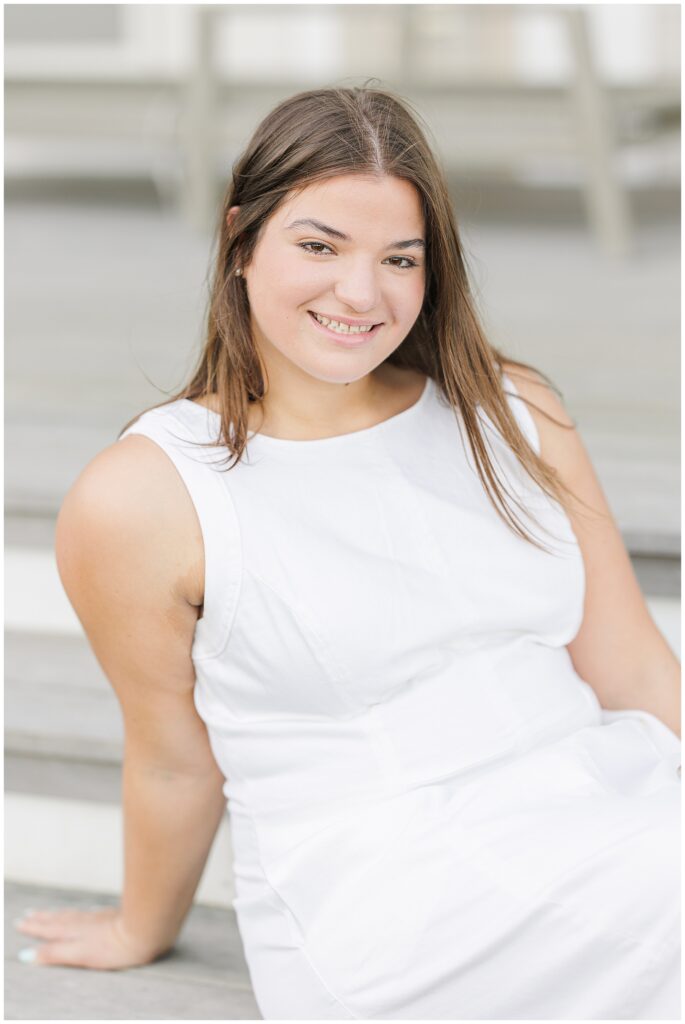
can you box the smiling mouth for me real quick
[308,310,382,333]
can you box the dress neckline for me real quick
[182,375,433,447]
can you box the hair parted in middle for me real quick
[120,80,599,553]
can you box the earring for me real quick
[235,267,243,277]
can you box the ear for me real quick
[226,205,240,230]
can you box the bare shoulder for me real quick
[56,434,204,611]
[499,358,608,529]
[499,359,577,460]
[499,358,603,517]
[498,373,676,706]
[55,436,222,775]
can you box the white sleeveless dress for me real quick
[120,373,680,1020]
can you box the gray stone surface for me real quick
[4,631,122,773]
[5,631,108,693]
[629,554,680,599]
[5,668,123,763]
[5,631,122,802]
[5,751,122,804]
[5,881,260,1020]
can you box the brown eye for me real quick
[387,257,419,270]
[298,242,333,255]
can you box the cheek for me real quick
[411,278,427,317]
[250,266,304,322]
[273,264,329,309]
[391,277,425,320]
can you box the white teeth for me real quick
[313,312,375,334]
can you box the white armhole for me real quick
[119,408,242,661]
[501,371,542,457]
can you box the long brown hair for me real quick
[120,82,599,553]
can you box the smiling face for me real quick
[236,174,426,393]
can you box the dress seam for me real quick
[144,404,245,662]
[246,566,358,712]
[236,778,360,1019]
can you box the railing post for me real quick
[565,6,634,258]
[179,4,217,234]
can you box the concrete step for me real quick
[4,628,237,908]
[4,791,236,910]
[5,630,123,769]
[5,880,260,1020]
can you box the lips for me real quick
[308,310,382,328]
[307,310,382,346]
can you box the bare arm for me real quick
[54,434,227,959]
[118,754,226,958]
[503,363,681,739]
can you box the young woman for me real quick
[19,85,680,1019]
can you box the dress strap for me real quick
[119,402,242,661]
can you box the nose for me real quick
[333,260,381,315]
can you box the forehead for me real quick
[273,174,424,231]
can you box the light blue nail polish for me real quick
[22,908,37,915]
[18,948,37,964]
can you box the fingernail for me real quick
[18,948,37,964]
[23,908,37,915]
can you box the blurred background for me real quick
[4,4,680,1018]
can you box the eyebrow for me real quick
[285,217,425,251]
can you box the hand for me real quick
[14,905,169,970]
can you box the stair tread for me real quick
[5,880,259,1019]
[6,680,123,762]
[5,632,122,762]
